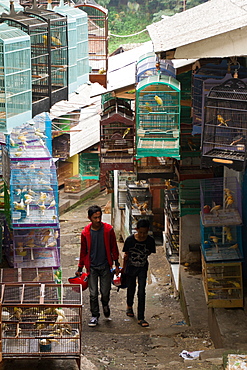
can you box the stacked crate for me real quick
[164,182,179,262]
[126,181,153,235]
[118,171,136,210]
[3,123,60,269]
[200,176,243,307]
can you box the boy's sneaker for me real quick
[88,317,98,327]
[103,305,110,318]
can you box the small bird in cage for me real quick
[228,243,238,250]
[217,114,230,127]
[227,280,241,289]
[122,127,130,138]
[224,226,233,242]
[47,199,56,209]
[224,188,234,208]
[210,204,221,214]
[207,277,219,284]
[145,102,152,112]
[209,235,219,253]
[154,95,163,106]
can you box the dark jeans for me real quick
[126,266,147,321]
[88,264,111,318]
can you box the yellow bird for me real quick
[145,102,152,112]
[42,34,62,47]
[207,277,219,284]
[208,292,216,297]
[98,68,106,74]
[228,281,241,289]
[47,199,56,209]
[217,114,230,126]
[154,95,163,105]
[122,128,130,139]
[224,226,233,242]
[228,243,238,250]
[210,204,221,213]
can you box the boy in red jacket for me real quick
[76,205,120,327]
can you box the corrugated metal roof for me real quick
[147,0,247,54]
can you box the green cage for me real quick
[79,152,99,180]
[0,23,31,132]
[179,179,201,217]
[136,75,180,159]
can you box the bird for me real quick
[228,243,238,250]
[227,280,241,289]
[154,95,163,105]
[39,202,46,215]
[98,68,106,74]
[187,138,197,151]
[224,226,233,242]
[10,138,15,146]
[122,128,130,139]
[13,199,25,210]
[145,102,152,112]
[209,236,219,253]
[42,34,62,47]
[210,204,221,213]
[47,199,56,209]
[39,192,48,202]
[217,114,230,126]
[207,278,219,284]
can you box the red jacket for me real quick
[78,222,119,273]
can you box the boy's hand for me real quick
[75,270,82,276]
[115,266,120,276]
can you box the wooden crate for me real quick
[64,175,82,193]
[57,162,73,187]
[201,254,243,308]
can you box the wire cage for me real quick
[75,0,108,87]
[100,98,135,171]
[201,256,243,308]
[0,4,51,118]
[201,78,247,171]
[200,177,242,227]
[52,134,70,159]
[0,283,83,369]
[64,175,82,193]
[118,171,137,210]
[12,228,60,268]
[53,5,77,94]
[201,222,243,263]
[164,185,179,259]
[24,0,68,107]
[136,75,180,159]
[10,166,59,228]
[0,22,32,132]
[0,267,56,283]
[79,152,99,180]
[136,52,175,83]
[179,179,201,217]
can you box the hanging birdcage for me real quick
[0,22,32,132]
[100,97,135,171]
[201,78,247,171]
[136,75,180,160]
[24,0,68,107]
[136,52,175,83]
[75,0,108,87]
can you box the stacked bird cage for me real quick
[100,97,135,172]
[136,52,175,83]
[3,123,60,269]
[79,152,99,180]
[0,22,32,131]
[135,75,180,160]
[126,181,153,234]
[201,256,243,308]
[200,176,243,307]
[179,179,201,217]
[201,78,247,171]
[64,175,82,193]
[0,283,83,369]
[118,171,137,210]
[164,182,179,262]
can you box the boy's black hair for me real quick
[88,205,102,218]
[136,219,150,229]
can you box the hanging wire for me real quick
[109,28,147,37]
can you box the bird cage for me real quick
[136,75,180,159]
[126,181,153,234]
[164,185,179,259]
[56,4,89,87]
[200,221,243,263]
[100,98,135,172]
[201,256,243,308]
[79,152,99,180]
[53,4,77,94]
[0,4,50,118]
[12,227,60,268]
[0,23,32,133]
[10,166,59,228]
[24,0,68,106]
[136,52,175,83]
[52,134,70,159]
[75,0,108,88]
[200,177,242,227]
[0,283,83,369]
[118,171,136,210]
[201,78,247,171]
[179,179,201,217]
[0,267,56,283]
